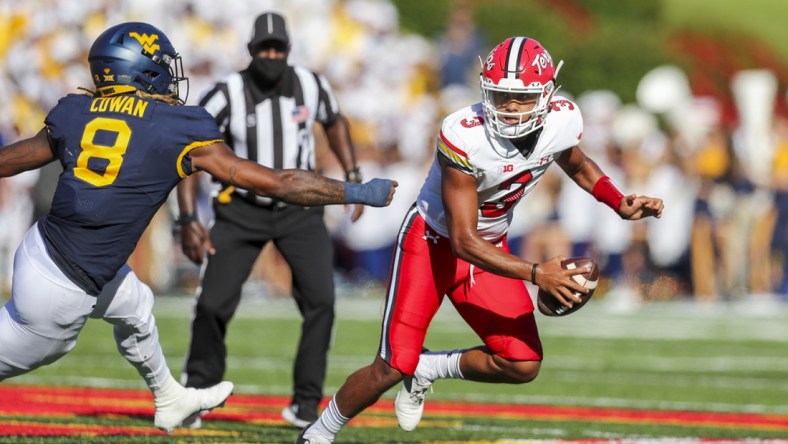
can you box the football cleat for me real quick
[154,381,233,434]
[180,411,204,429]
[281,403,317,429]
[295,426,331,444]
[394,375,432,431]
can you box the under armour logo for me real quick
[423,230,440,244]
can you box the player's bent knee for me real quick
[371,356,405,387]
[494,356,541,384]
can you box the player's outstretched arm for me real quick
[556,146,663,220]
[0,128,56,178]
[189,142,397,207]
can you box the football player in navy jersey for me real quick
[0,22,395,434]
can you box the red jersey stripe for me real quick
[439,130,469,159]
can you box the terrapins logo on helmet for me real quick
[129,32,160,55]
[531,49,554,76]
[485,52,495,72]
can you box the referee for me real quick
[176,11,364,428]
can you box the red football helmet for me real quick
[480,37,563,138]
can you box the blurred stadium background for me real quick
[1,1,787,323]
[1,0,788,441]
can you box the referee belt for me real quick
[217,186,288,210]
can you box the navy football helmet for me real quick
[88,22,188,102]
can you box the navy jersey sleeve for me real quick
[44,94,86,162]
[153,104,224,178]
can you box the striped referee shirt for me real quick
[198,65,341,205]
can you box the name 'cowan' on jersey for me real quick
[416,96,583,241]
[38,93,223,295]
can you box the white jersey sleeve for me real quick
[537,96,584,158]
[417,105,485,238]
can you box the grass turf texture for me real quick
[1,293,787,442]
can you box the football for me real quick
[537,257,599,317]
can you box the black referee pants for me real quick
[182,196,335,415]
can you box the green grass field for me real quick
[2,288,787,442]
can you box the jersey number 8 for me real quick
[75,117,130,187]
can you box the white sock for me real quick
[416,349,465,382]
[304,396,348,442]
[151,374,181,404]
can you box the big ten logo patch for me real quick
[498,164,514,174]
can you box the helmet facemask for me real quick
[480,77,559,138]
[138,52,189,104]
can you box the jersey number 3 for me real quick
[74,117,130,187]
[480,169,533,217]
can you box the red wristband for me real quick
[592,176,624,211]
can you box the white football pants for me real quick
[0,224,172,390]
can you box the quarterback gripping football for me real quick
[537,257,599,317]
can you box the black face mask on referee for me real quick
[248,57,288,89]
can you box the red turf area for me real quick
[1,385,787,437]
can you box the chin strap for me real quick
[95,85,138,97]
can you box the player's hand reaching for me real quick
[180,219,215,264]
[533,256,590,309]
[617,194,663,220]
[343,178,398,207]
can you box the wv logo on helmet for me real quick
[129,32,160,55]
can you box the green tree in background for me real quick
[391,0,669,102]
[390,0,786,119]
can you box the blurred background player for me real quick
[297,36,663,444]
[176,11,365,428]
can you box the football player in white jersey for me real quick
[297,36,663,444]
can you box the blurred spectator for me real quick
[435,0,485,88]
[687,123,735,300]
[771,114,788,298]
[730,70,779,298]
[0,125,39,296]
